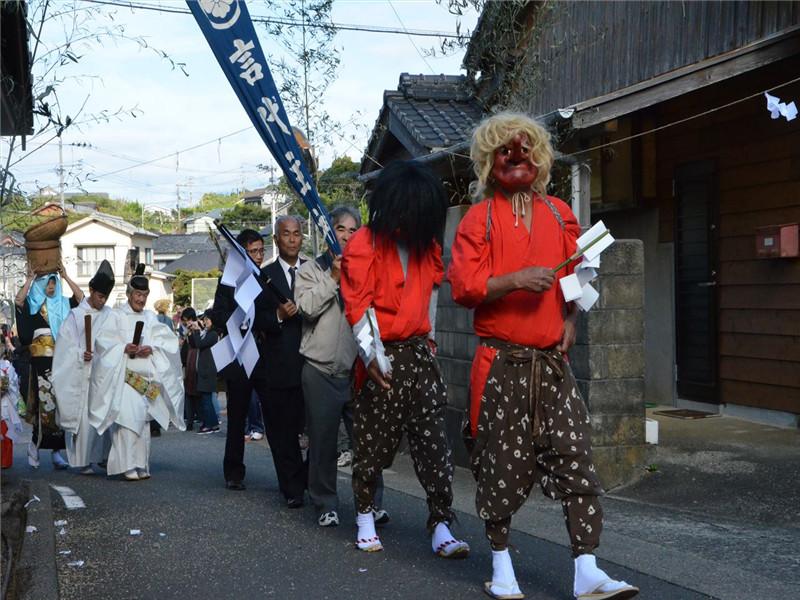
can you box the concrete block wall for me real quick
[568,239,652,489]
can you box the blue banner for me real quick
[187,0,341,255]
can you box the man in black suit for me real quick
[212,223,307,507]
[259,215,307,508]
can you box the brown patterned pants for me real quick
[352,337,455,531]
[468,340,604,556]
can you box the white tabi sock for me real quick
[489,549,522,596]
[574,554,631,597]
[51,450,69,468]
[355,511,382,551]
[431,522,469,557]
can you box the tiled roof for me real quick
[361,73,484,173]
[387,94,484,149]
[153,232,230,254]
[161,250,223,274]
[67,212,157,237]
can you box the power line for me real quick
[80,0,469,39]
[388,0,436,75]
[88,126,253,180]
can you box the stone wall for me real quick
[568,239,652,489]
[435,205,650,486]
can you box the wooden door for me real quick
[674,161,719,402]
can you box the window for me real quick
[77,246,115,277]
[145,248,153,265]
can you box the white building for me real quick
[61,212,174,310]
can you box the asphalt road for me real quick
[8,426,713,600]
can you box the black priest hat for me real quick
[129,263,149,292]
[89,259,115,296]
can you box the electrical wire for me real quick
[88,126,253,179]
[80,0,469,39]
[388,0,436,75]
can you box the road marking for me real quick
[50,485,86,510]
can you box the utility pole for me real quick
[301,0,319,256]
[58,136,65,209]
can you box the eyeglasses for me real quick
[247,247,265,256]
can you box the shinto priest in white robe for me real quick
[89,303,184,476]
[52,297,113,467]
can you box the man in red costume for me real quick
[448,113,638,600]
[341,160,469,559]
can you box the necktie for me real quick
[289,266,297,293]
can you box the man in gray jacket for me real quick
[296,206,384,528]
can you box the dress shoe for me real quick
[287,497,304,509]
[226,480,246,491]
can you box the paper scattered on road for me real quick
[359,568,368,573]
[58,527,66,536]
[130,529,142,536]
[159,532,167,538]
[54,519,68,526]
[67,560,85,568]
[59,550,72,555]
[24,495,41,508]
[25,525,37,534]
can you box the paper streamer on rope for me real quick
[186,0,340,254]
[765,92,797,122]
[558,220,615,311]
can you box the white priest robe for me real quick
[52,298,113,468]
[89,303,184,476]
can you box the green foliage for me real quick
[196,192,239,212]
[316,156,364,208]
[220,204,272,230]
[172,268,220,307]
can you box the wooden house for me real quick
[362,1,800,430]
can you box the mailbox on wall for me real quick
[755,223,799,258]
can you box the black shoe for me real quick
[286,497,304,509]
[186,424,193,432]
[226,480,246,491]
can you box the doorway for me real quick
[673,160,719,403]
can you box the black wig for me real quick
[368,160,448,255]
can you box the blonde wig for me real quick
[470,112,554,202]
[154,299,171,314]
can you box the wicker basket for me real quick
[25,240,62,275]
[24,214,68,242]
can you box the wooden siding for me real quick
[655,56,800,413]
[513,1,800,117]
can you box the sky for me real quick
[6,0,480,209]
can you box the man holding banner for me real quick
[188,0,339,498]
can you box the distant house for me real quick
[61,212,173,310]
[240,187,290,210]
[153,232,231,271]
[181,209,224,234]
[0,230,27,319]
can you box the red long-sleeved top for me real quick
[447,192,580,348]
[342,227,443,341]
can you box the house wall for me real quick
[601,208,676,407]
[654,57,800,415]
[62,221,155,308]
[508,1,799,117]
[185,216,216,234]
